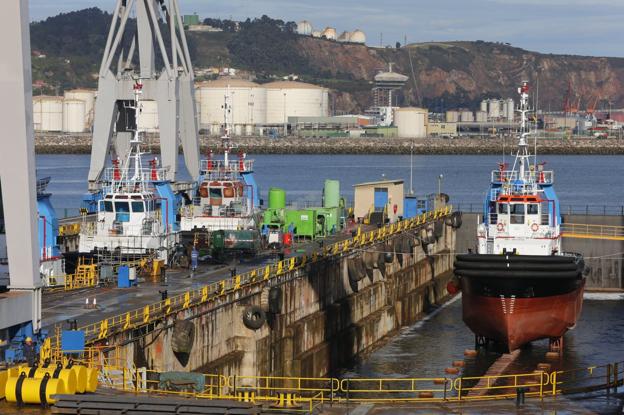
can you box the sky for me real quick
[29,0,624,58]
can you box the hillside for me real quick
[30,8,624,113]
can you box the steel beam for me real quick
[0,0,42,331]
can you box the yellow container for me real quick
[18,365,77,394]
[5,374,66,405]
[85,367,98,392]
[70,365,88,393]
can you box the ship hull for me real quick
[455,254,585,351]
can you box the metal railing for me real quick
[454,202,624,216]
[39,345,624,411]
[60,207,453,345]
[561,223,624,241]
[200,159,254,175]
[491,169,554,184]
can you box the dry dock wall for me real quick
[456,212,623,290]
[106,219,457,379]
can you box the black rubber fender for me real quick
[433,221,444,239]
[454,260,580,272]
[455,268,581,279]
[268,286,282,314]
[242,305,267,330]
[348,257,361,283]
[456,253,578,264]
[451,212,463,229]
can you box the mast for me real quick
[222,87,233,167]
[514,81,534,184]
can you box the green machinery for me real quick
[262,180,345,239]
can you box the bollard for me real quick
[159,290,168,301]
[516,386,527,407]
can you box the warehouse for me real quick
[353,180,404,224]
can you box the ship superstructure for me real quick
[454,82,586,352]
[180,89,260,235]
[79,82,179,263]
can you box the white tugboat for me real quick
[79,82,179,263]
[454,81,585,352]
[180,89,261,256]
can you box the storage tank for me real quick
[195,79,267,129]
[394,107,428,138]
[506,98,514,121]
[311,30,322,38]
[268,188,286,209]
[475,110,488,122]
[138,100,159,132]
[323,179,340,208]
[296,20,313,35]
[445,110,459,123]
[62,99,86,133]
[321,27,336,40]
[488,99,500,119]
[480,100,488,113]
[64,89,96,129]
[33,96,63,131]
[460,110,474,122]
[337,31,351,42]
[350,29,366,44]
[265,81,329,124]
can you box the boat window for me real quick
[104,201,113,212]
[209,187,222,198]
[223,187,235,198]
[510,203,525,224]
[498,203,508,214]
[114,202,130,213]
[527,204,539,215]
[132,202,144,212]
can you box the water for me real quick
[347,297,624,413]
[37,154,624,216]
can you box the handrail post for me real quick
[607,364,612,394]
[615,363,619,393]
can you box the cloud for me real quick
[29,0,624,57]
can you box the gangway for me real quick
[561,223,624,241]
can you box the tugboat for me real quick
[78,82,179,263]
[180,89,261,257]
[454,82,585,353]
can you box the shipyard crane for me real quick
[87,0,200,189]
[0,0,44,361]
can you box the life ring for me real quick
[531,223,539,232]
[497,223,505,232]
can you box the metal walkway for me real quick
[561,223,624,241]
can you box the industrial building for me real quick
[297,20,366,44]
[353,179,404,224]
[33,89,97,133]
[394,107,428,138]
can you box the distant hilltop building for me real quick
[296,20,366,44]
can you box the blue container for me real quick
[118,265,130,288]
[61,330,85,353]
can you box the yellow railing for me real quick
[42,347,624,409]
[561,223,624,241]
[64,206,452,344]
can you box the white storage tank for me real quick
[64,89,96,129]
[337,31,351,42]
[460,110,474,122]
[394,107,428,138]
[296,20,313,35]
[321,27,337,40]
[265,81,329,125]
[475,110,488,122]
[480,100,488,113]
[195,79,267,130]
[506,98,515,121]
[350,29,366,44]
[488,99,500,119]
[138,100,159,132]
[445,110,459,123]
[62,99,86,133]
[33,96,63,131]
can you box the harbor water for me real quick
[38,154,624,216]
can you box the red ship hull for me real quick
[462,281,584,351]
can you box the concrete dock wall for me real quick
[106,218,457,380]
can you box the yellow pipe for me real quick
[85,367,99,392]
[70,365,88,393]
[0,370,7,399]
[5,373,66,405]
[18,365,77,394]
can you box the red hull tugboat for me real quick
[454,82,585,353]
